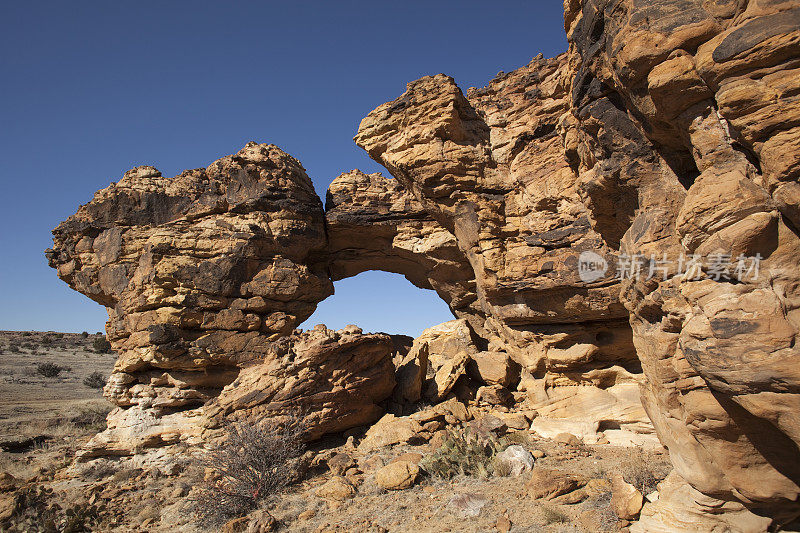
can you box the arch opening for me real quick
[299,270,455,337]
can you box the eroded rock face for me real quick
[349,1,800,526]
[47,1,800,527]
[349,56,655,452]
[205,324,396,441]
[565,0,800,527]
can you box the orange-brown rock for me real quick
[565,0,800,528]
[205,324,396,441]
[47,1,800,529]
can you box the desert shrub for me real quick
[7,342,21,353]
[92,337,112,353]
[36,362,68,378]
[40,336,53,346]
[583,491,618,531]
[541,504,569,524]
[619,448,668,495]
[196,415,306,525]
[83,371,106,389]
[80,331,89,338]
[419,429,505,479]
[70,406,110,430]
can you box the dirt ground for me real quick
[0,331,115,474]
[0,331,673,533]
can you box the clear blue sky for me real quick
[0,1,567,336]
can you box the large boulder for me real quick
[204,324,396,441]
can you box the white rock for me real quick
[495,445,534,476]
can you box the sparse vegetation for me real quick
[80,331,89,338]
[92,337,111,353]
[620,447,668,495]
[70,405,110,430]
[9,484,99,532]
[36,362,69,378]
[541,504,569,524]
[196,415,306,525]
[418,429,506,479]
[583,491,618,531]
[83,371,106,389]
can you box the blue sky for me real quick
[0,1,567,336]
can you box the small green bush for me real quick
[92,337,111,353]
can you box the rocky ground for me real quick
[0,342,673,532]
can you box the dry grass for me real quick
[582,491,618,531]
[619,447,669,495]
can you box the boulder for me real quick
[374,461,419,490]
[494,445,534,477]
[358,414,423,452]
[391,452,424,465]
[526,468,586,500]
[316,476,356,501]
[394,341,428,403]
[0,473,16,493]
[246,509,277,533]
[327,453,356,476]
[468,352,519,387]
[554,433,582,447]
[611,474,644,521]
[476,385,513,406]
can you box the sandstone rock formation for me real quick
[47,0,800,528]
[205,324,396,441]
[47,144,394,455]
[326,170,476,316]
[564,0,800,529]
